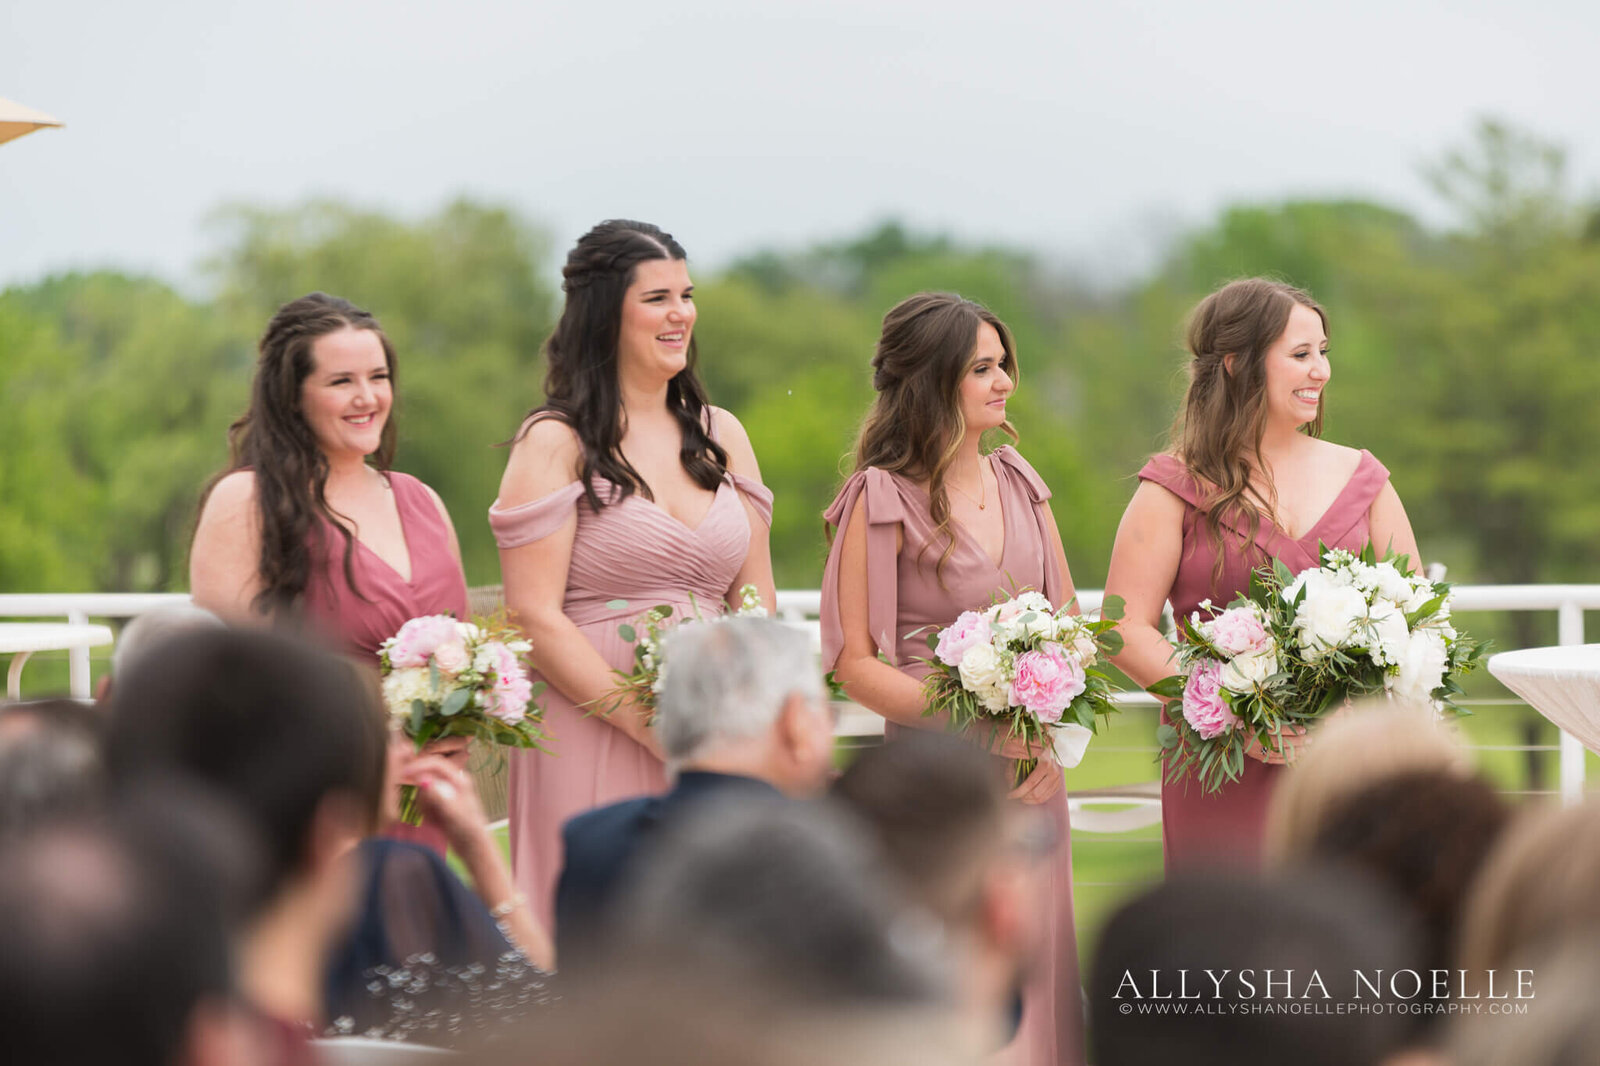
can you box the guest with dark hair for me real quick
[107,627,387,1049]
[492,219,775,927]
[0,796,254,1066]
[555,617,832,972]
[0,698,106,843]
[1090,872,1421,1066]
[96,602,224,701]
[834,730,1046,1055]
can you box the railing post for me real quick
[1557,600,1586,805]
[67,607,92,700]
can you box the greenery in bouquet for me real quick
[378,612,550,823]
[1149,544,1488,794]
[921,589,1126,787]
[601,584,767,725]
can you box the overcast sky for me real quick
[3,0,1595,292]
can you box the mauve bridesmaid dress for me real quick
[820,445,1085,1066]
[1137,449,1392,871]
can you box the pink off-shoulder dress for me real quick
[489,462,773,928]
[1138,449,1392,872]
[820,446,1085,1066]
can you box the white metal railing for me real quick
[3,585,1596,797]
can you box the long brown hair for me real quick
[1170,277,1326,556]
[199,293,398,616]
[847,293,1018,579]
[514,220,726,513]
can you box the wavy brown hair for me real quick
[514,219,726,512]
[1170,277,1326,559]
[199,293,397,617]
[846,292,1018,580]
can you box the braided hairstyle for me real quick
[1169,277,1326,570]
[848,293,1018,581]
[517,220,726,512]
[199,293,398,616]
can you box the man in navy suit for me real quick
[555,617,835,969]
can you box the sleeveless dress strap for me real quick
[1137,454,1207,509]
[728,473,774,527]
[990,446,1067,606]
[820,468,906,671]
[1319,450,1391,551]
[488,482,587,549]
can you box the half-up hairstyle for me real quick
[201,292,398,617]
[518,219,726,512]
[849,293,1018,580]
[1170,277,1326,560]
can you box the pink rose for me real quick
[389,615,460,668]
[432,638,470,675]
[935,611,993,667]
[483,641,532,722]
[1182,659,1239,740]
[1209,607,1270,656]
[1007,644,1087,723]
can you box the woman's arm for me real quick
[709,407,777,611]
[1368,481,1422,574]
[1104,481,1185,689]
[189,471,269,623]
[497,420,661,756]
[408,755,555,971]
[831,503,929,729]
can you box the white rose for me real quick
[1296,584,1368,656]
[1393,629,1450,703]
[1284,567,1334,605]
[958,642,1006,695]
[1363,601,1411,668]
[455,621,482,643]
[1219,650,1277,694]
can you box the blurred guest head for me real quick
[106,627,386,1027]
[1309,769,1509,979]
[1266,703,1472,864]
[1449,936,1600,1066]
[834,731,1043,1047]
[208,291,398,615]
[853,292,1018,575]
[1090,871,1419,1066]
[656,617,833,795]
[0,698,106,845]
[611,797,947,1013]
[98,602,224,700]
[1458,795,1600,989]
[0,794,254,1066]
[528,219,726,514]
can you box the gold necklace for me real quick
[948,465,988,510]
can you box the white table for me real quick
[1488,644,1600,761]
[0,622,114,699]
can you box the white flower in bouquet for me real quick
[958,642,1006,694]
[1016,608,1058,642]
[1057,616,1099,664]
[1294,580,1369,657]
[1363,600,1412,667]
[1371,564,1414,607]
[1393,628,1450,703]
[1219,650,1278,694]
[382,666,434,716]
[975,682,1010,713]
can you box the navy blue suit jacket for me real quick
[555,771,781,967]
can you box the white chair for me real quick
[311,1037,455,1063]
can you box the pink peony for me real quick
[1182,659,1239,740]
[1209,607,1271,656]
[389,615,461,668]
[1008,644,1086,723]
[483,641,532,722]
[935,611,993,667]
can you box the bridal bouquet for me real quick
[1149,545,1486,794]
[603,584,767,725]
[922,590,1125,787]
[379,613,549,823]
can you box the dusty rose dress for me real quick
[301,471,470,661]
[820,446,1084,1066]
[489,462,772,928]
[1138,449,1391,872]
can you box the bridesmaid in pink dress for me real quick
[491,221,775,929]
[191,292,469,658]
[821,293,1084,1066]
[1104,278,1421,872]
